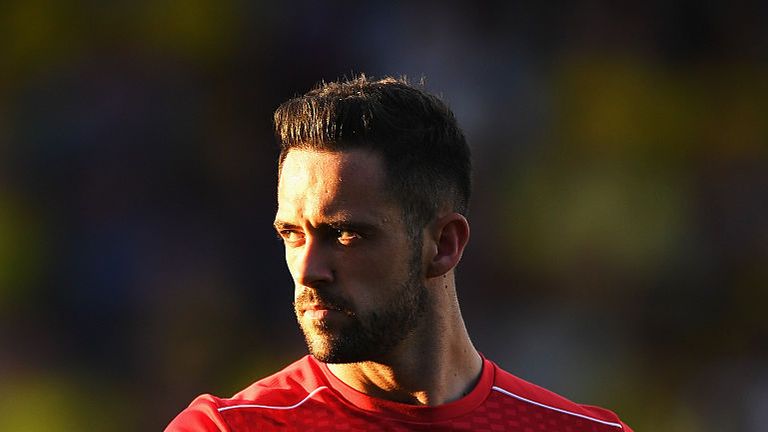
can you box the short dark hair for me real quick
[274,75,471,233]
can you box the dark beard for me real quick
[293,248,427,363]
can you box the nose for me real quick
[290,237,334,288]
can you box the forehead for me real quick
[276,149,396,220]
[281,148,383,180]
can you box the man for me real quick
[166,76,633,431]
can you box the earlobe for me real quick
[426,213,470,278]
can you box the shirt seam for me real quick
[491,386,624,429]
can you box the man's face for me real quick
[274,149,427,363]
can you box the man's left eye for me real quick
[335,229,360,244]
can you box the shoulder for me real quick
[225,355,327,407]
[486,359,634,432]
[165,356,329,432]
[165,394,229,432]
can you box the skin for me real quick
[274,148,482,406]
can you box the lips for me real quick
[295,290,353,320]
[303,308,333,320]
[301,303,340,318]
[297,298,358,324]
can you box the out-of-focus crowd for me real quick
[0,2,766,431]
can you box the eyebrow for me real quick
[273,220,298,231]
[273,218,381,233]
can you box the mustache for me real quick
[294,290,355,315]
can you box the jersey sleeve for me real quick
[164,394,230,432]
[579,403,634,431]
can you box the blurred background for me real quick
[1,1,767,430]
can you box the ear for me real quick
[425,213,470,278]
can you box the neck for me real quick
[326,278,482,406]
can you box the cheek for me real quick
[369,246,413,279]
[283,249,300,278]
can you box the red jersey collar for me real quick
[310,355,494,423]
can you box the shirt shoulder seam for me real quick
[217,386,329,412]
[491,386,624,429]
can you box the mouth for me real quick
[303,308,333,320]
[299,303,348,321]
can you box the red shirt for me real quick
[166,355,633,431]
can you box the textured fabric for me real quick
[166,356,633,431]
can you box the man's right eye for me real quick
[278,230,304,245]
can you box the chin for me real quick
[300,318,384,364]
[306,337,342,363]
[306,336,368,364]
